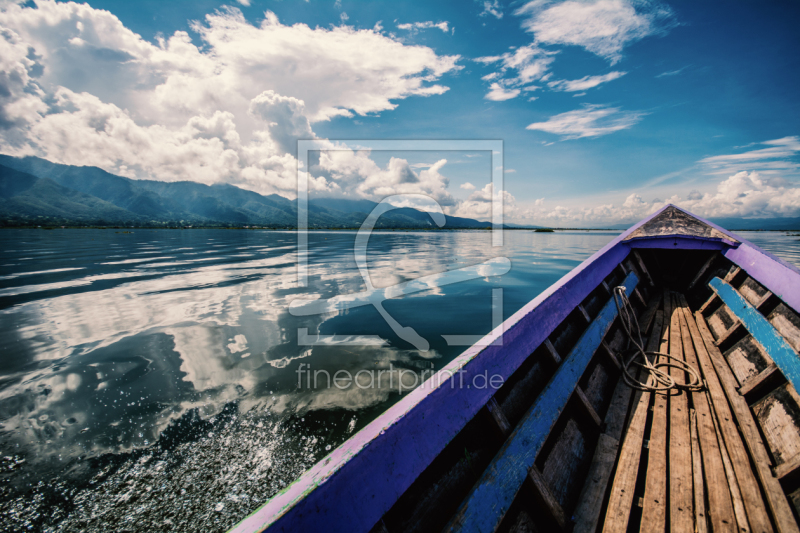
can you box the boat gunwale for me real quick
[623,233,739,247]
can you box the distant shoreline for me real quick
[1,225,797,232]
[0,225,614,231]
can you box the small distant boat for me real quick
[231,205,800,533]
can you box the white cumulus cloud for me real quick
[476,44,555,100]
[519,170,800,226]
[453,183,517,220]
[248,90,315,156]
[0,1,461,198]
[476,0,672,106]
[515,0,674,64]
[485,83,520,101]
[526,104,645,139]
[548,71,626,92]
[313,150,457,207]
[397,21,450,33]
[478,0,503,19]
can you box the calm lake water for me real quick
[0,228,798,532]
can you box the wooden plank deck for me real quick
[602,306,664,533]
[710,276,800,392]
[677,296,736,532]
[572,295,663,533]
[694,311,798,533]
[668,294,694,532]
[595,290,794,533]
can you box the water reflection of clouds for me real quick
[0,267,85,280]
[291,257,510,317]
[166,326,258,394]
[0,230,593,475]
[101,256,175,265]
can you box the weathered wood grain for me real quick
[699,294,720,316]
[726,336,771,385]
[717,291,773,350]
[572,433,619,533]
[776,453,800,481]
[677,298,736,532]
[622,205,739,244]
[541,418,590,512]
[725,265,742,283]
[632,250,655,287]
[601,301,665,533]
[574,386,603,428]
[690,410,708,533]
[486,397,512,437]
[640,291,672,532]
[739,277,770,306]
[498,359,548,428]
[528,466,567,530]
[753,384,800,468]
[544,338,562,365]
[668,294,694,533]
[708,304,737,340]
[738,363,781,398]
[572,358,645,533]
[706,387,751,533]
[582,362,612,413]
[711,277,800,392]
[715,320,743,347]
[638,296,662,340]
[688,253,717,290]
[694,312,797,533]
[446,272,639,533]
[769,303,800,354]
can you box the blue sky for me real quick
[0,0,798,225]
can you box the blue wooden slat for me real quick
[447,271,639,533]
[709,277,800,391]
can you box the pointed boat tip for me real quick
[623,203,740,245]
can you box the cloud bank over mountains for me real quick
[523,137,800,226]
[0,1,465,205]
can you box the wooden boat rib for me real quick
[231,205,800,533]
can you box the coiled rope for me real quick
[612,286,703,393]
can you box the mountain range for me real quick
[3,155,797,231]
[0,155,493,229]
